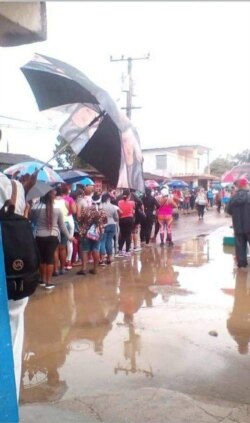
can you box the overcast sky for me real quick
[0,1,250,162]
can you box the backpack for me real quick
[0,181,40,301]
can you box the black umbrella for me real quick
[21,54,145,191]
[58,169,89,184]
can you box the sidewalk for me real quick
[20,386,250,423]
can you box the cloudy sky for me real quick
[0,1,249,162]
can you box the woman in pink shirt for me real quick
[158,189,177,246]
[118,189,135,256]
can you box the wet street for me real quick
[20,210,250,422]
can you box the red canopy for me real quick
[221,164,250,183]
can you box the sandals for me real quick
[76,269,87,275]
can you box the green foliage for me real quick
[53,135,90,169]
[209,158,234,177]
[233,149,250,164]
[208,149,250,177]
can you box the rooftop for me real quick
[0,152,40,168]
[142,144,211,154]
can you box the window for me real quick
[156,155,167,170]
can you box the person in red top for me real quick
[118,189,135,256]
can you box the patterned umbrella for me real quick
[4,161,63,183]
[145,179,159,189]
[221,164,250,183]
[58,169,89,183]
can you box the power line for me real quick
[0,114,55,130]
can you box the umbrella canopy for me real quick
[221,288,235,296]
[4,161,63,183]
[58,169,89,183]
[145,179,159,189]
[76,177,94,186]
[26,181,54,201]
[221,164,250,183]
[21,54,144,191]
[168,180,189,189]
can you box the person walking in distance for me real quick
[195,188,207,220]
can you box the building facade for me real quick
[142,144,215,188]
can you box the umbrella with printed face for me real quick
[21,54,145,191]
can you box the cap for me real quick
[238,177,249,188]
[161,188,169,196]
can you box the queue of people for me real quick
[2,168,249,404]
[28,182,239,289]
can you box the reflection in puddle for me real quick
[20,233,250,405]
[114,323,153,378]
[227,269,250,355]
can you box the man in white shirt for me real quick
[0,172,36,400]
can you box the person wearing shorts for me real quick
[30,190,75,289]
[158,190,177,246]
[77,204,107,275]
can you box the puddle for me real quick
[20,232,250,405]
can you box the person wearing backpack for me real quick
[0,171,36,400]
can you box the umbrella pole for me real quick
[37,111,106,171]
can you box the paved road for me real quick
[21,209,250,423]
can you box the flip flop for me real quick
[76,270,87,275]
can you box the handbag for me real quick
[86,224,100,241]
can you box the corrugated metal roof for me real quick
[0,152,39,166]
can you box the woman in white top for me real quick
[195,188,207,220]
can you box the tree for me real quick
[209,158,233,177]
[53,135,90,169]
[233,149,250,164]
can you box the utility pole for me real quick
[110,54,150,119]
